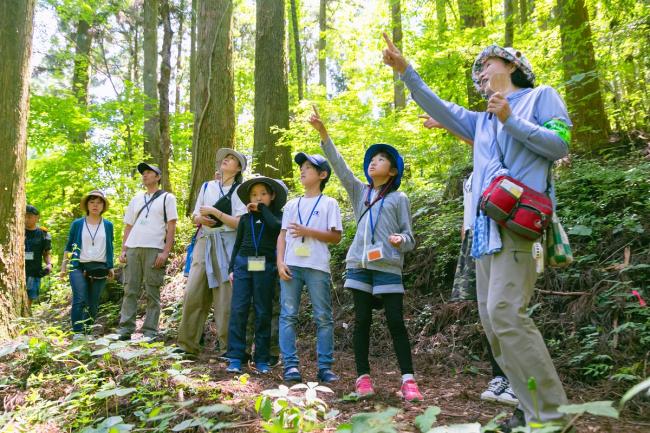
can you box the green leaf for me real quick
[619,377,650,408]
[197,403,232,415]
[415,406,441,432]
[568,225,592,236]
[558,401,619,418]
[172,419,201,431]
[427,424,481,433]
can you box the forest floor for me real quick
[124,275,649,433]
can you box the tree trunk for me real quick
[187,0,235,214]
[519,0,528,25]
[0,0,35,338]
[253,0,291,180]
[289,0,303,100]
[436,0,446,37]
[457,0,485,28]
[190,0,197,114]
[71,18,93,143]
[144,0,161,163]
[175,0,186,114]
[504,0,515,46]
[391,0,405,109]
[318,0,327,87]
[159,0,173,192]
[557,0,610,153]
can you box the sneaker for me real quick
[480,376,508,402]
[496,408,526,433]
[355,374,375,398]
[317,368,340,383]
[284,367,302,382]
[400,379,423,402]
[496,385,519,406]
[255,362,270,374]
[226,359,242,373]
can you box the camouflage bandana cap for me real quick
[471,45,535,95]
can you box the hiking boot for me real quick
[317,368,340,383]
[496,385,519,406]
[480,376,509,402]
[355,374,375,398]
[284,367,302,382]
[496,408,525,433]
[401,379,423,402]
[226,358,242,373]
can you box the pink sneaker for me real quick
[355,374,375,398]
[401,379,423,402]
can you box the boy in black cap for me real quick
[277,153,342,383]
[25,205,52,309]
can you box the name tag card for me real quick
[366,244,384,262]
[248,256,266,272]
[25,252,34,261]
[294,242,311,257]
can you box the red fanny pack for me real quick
[479,118,553,241]
[480,175,552,240]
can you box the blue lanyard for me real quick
[143,192,159,218]
[250,215,265,256]
[84,218,102,246]
[297,194,323,243]
[367,189,385,244]
[217,181,225,198]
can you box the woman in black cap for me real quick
[61,190,114,338]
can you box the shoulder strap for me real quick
[134,190,165,224]
[163,193,168,224]
[226,181,240,199]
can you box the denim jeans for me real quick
[226,255,277,364]
[279,266,334,370]
[70,269,106,333]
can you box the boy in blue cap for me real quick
[277,152,343,383]
[308,107,423,402]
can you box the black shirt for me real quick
[25,228,52,277]
[229,204,282,272]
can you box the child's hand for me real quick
[287,223,310,238]
[277,262,293,281]
[229,272,234,284]
[388,234,403,247]
[308,105,329,140]
[247,202,259,212]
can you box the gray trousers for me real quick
[118,247,165,337]
[477,227,568,424]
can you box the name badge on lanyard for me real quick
[248,216,266,272]
[366,189,386,262]
[293,194,322,257]
[25,251,35,260]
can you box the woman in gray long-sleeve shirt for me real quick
[383,35,572,431]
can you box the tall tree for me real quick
[175,0,186,114]
[144,0,161,163]
[190,0,197,113]
[519,0,529,25]
[390,0,405,109]
[71,18,93,143]
[504,0,515,46]
[458,0,486,111]
[457,0,485,28]
[289,0,304,100]
[159,0,173,191]
[253,0,291,179]
[187,0,236,214]
[557,0,610,152]
[436,0,446,37]
[0,0,35,338]
[318,0,327,87]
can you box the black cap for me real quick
[294,152,332,182]
[26,205,39,215]
[137,162,162,176]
